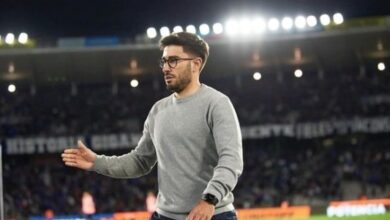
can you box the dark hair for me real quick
[159,32,209,71]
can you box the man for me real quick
[62,32,243,220]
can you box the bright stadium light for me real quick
[173,25,184,33]
[5,33,15,45]
[212,23,223,34]
[130,79,139,88]
[333,13,344,25]
[307,15,318,27]
[253,72,262,80]
[225,19,239,36]
[8,84,16,93]
[186,25,197,33]
[252,17,266,34]
[281,17,294,30]
[320,14,331,26]
[239,18,252,35]
[199,24,210,35]
[160,27,170,37]
[378,62,386,71]
[294,69,303,78]
[268,18,280,31]
[18,32,28,44]
[295,15,306,29]
[146,27,157,39]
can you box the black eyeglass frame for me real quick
[159,56,198,69]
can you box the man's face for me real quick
[161,45,193,93]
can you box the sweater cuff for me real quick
[203,184,224,204]
[90,154,104,172]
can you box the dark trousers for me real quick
[151,211,237,220]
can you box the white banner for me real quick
[1,117,390,155]
[242,117,390,139]
[3,133,142,155]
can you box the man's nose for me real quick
[162,62,171,72]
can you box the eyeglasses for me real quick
[159,56,196,69]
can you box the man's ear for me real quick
[193,58,203,73]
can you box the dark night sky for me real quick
[1,0,390,38]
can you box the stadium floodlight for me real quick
[186,25,197,34]
[253,72,262,80]
[146,27,157,39]
[252,17,266,34]
[18,32,28,44]
[8,84,16,93]
[378,62,386,71]
[295,15,306,29]
[225,19,239,36]
[5,33,15,45]
[173,25,184,33]
[130,79,139,88]
[281,17,294,31]
[212,23,223,34]
[160,27,170,37]
[320,14,331,26]
[333,13,344,25]
[306,15,317,27]
[294,69,303,78]
[199,24,210,35]
[268,18,280,31]
[239,18,252,35]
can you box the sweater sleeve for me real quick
[203,96,244,202]
[90,115,157,178]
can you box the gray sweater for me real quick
[91,84,243,219]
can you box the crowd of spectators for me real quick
[4,134,390,218]
[1,68,390,137]
[236,134,390,208]
[4,151,157,218]
[2,69,390,218]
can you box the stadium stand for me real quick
[2,67,390,218]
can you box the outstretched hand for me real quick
[61,140,97,170]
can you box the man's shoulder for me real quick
[202,84,229,101]
[149,94,173,115]
[155,94,173,105]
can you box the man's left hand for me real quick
[186,200,215,220]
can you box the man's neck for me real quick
[174,81,201,99]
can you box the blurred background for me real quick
[1,0,390,219]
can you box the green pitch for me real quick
[308,213,390,220]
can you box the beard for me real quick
[166,63,192,93]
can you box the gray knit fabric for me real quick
[91,84,243,219]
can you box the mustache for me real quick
[164,73,175,78]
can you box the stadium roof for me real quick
[1,0,390,38]
[1,0,389,85]
[0,25,389,85]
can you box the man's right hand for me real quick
[61,140,97,170]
